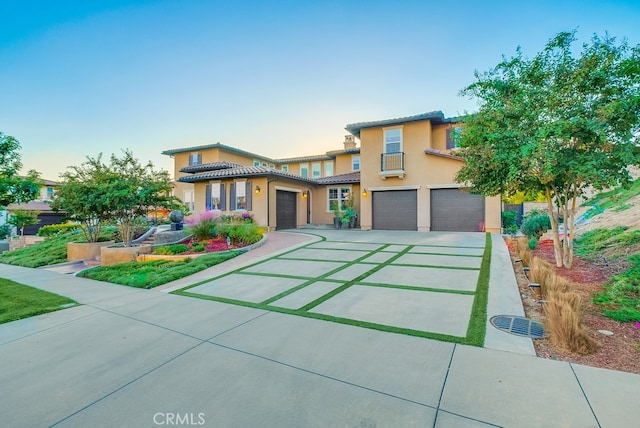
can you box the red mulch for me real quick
[507,237,640,374]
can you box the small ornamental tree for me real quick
[7,208,40,236]
[53,150,180,246]
[456,31,640,268]
[0,132,41,208]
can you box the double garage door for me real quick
[372,189,485,232]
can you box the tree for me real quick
[7,208,40,237]
[0,132,41,207]
[456,31,640,268]
[52,150,179,246]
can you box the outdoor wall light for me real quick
[362,189,368,197]
[255,186,261,194]
[302,190,308,198]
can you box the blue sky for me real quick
[1,0,639,180]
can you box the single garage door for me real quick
[276,190,297,230]
[431,188,485,232]
[372,190,417,230]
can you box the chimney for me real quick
[343,135,356,150]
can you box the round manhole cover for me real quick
[490,315,545,339]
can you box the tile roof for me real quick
[177,166,318,184]
[162,142,276,163]
[315,172,360,185]
[424,148,465,161]
[6,201,56,212]
[345,111,459,138]
[180,161,244,173]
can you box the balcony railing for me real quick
[380,152,404,172]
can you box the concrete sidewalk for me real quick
[0,231,638,427]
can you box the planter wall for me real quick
[101,245,152,266]
[67,241,115,262]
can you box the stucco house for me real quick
[162,111,501,233]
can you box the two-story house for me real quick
[162,111,501,233]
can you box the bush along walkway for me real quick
[174,233,491,346]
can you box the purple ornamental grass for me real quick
[184,210,222,225]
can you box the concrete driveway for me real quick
[0,230,638,427]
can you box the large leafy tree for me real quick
[0,132,41,207]
[456,31,640,268]
[53,150,179,246]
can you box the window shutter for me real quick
[246,181,252,211]
[446,129,454,149]
[230,183,236,210]
[219,183,226,210]
[205,184,212,210]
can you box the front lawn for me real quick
[77,251,241,288]
[0,278,77,324]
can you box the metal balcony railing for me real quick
[380,152,405,172]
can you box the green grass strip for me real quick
[389,263,480,271]
[0,278,77,324]
[406,251,482,258]
[464,233,492,347]
[357,282,475,295]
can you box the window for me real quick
[229,181,252,210]
[351,155,360,171]
[261,162,268,167]
[188,153,202,166]
[300,163,309,178]
[324,162,334,177]
[253,160,260,166]
[312,162,321,178]
[183,190,195,212]
[269,164,275,169]
[446,127,463,149]
[328,186,351,211]
[281,165,289,172]
[384,128,402,153]
[46,187,54,199]
[205,183,225,210]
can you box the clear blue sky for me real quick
[1,0,639,180]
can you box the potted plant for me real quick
[332,205,342,229]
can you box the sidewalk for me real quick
[0,231,638,427]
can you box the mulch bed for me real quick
[507,238,640,374]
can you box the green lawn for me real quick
[77,251,241,288]
[0,278,77,324]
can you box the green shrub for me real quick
[191,241,206,252]
[153,244,189,255]
[0,224,12,239]
[593,255,640,322]
[37,223,80,237]
[502,210,518,235]
[522,213,551,239]
[528,238,538,249]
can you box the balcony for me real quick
[380,152,405,179]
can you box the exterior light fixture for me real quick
[302,190,308,198]
[255,186,261,194]
[362,189,368,197]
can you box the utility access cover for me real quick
[490,315,545,339]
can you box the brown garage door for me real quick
[431,188,485,232]
[276,190,297,230]
[372,190,417,230]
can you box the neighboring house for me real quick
[162,111,501,232]
[3,179,65,235]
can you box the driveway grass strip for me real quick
[463,233,492,346]
[235,271,315,281]
[405,251,483,257]
[389,263,480,271]
[356,282,475,295]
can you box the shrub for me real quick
[502,210,518,235]
[543,293,600,355]
[0,224,12,239]
[522,213,551,239]
[528,238,538,249]
[515,237,532,266]
[153,244,189,255]
[186,211,221,240]
[37,223,80,237]
[191,241,206,253]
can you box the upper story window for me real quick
[253,160,260,166]
[188,153,202,166]
[384,128,402,153]
[324,162,334,177]
[281,165,289,172]
[446,127,463,149]
[300,163,309,178]
[312,162,322,178]
[46,187,54,199]
[351,155,360,171]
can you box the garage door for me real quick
[372,190,417,230]
[431,188,485,232]
[276,190,297,230]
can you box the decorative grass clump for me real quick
[515,237,532,267]
[543,292,600,355]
